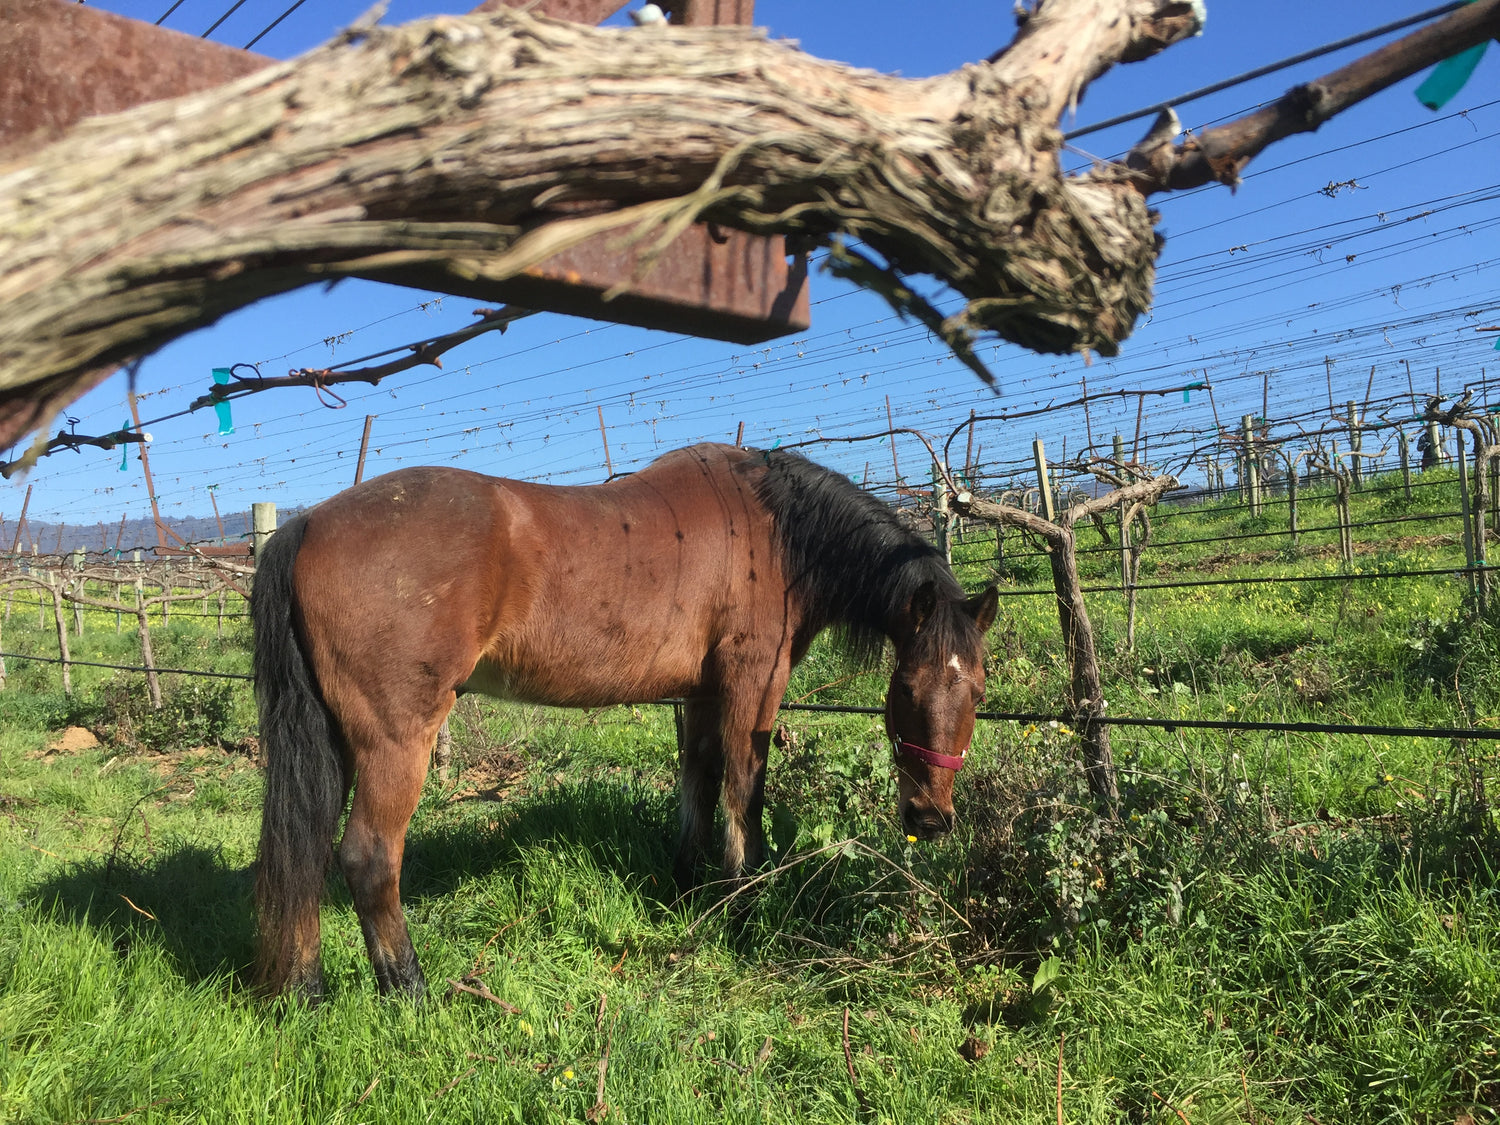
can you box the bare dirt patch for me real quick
[35,726,100,756]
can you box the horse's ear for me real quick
[965,586,999,633]
[908,581,940,634]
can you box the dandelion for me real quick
[906,835,918,843]
[1225,704,1237,714]
[563,1069,574,1080]
[1384,774,1394,783]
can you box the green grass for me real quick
[2,468,1499,1122]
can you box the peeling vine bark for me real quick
[0,0,1197,449]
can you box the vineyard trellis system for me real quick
[5,432,1500,766]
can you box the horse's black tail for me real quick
[251,515,344,998]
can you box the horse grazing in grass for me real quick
[252,443,998,1000]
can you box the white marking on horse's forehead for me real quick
[947,654,964,674]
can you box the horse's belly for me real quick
[460,632,705,708]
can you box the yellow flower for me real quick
[564,1069,574,1080]
[1225,704,1237,714]
[906,835,918,843]
[519,1020,534,1037]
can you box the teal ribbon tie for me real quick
[118,419,132,470]
[212,367,235,435]
[1416,40,1488,110]
[1184,381,1205,403]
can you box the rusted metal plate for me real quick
[0,0,268,150]
[514,228,808,343]
[670,0,757,26]
[0,0,807,345]
[468,0,807,340]
[379,223,809,344]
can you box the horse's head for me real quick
[885,582,999,840]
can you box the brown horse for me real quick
[252,443,997,1000]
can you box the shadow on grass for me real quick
[25,778,683,987]
[402,777,680,902]
[29,843,257,986]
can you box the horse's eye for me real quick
[898,680,916,700]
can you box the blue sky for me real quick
[14,1,1499,544]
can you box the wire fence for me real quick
[0,447,1494,750]
[6,382,1500,750]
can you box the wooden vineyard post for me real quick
[1465,422,1492,609]
[1456,428,1487,606]
[1491,446,1499,533]
[1033,439,1056,523]
[354,414,376,486]
[932,460,952,564]
[1286,452,1299,549]
[434,718,453,779]
[50,572,71,696]
[135,571,161,710]
[71,548,84,636]
[1399,431,1412,500]
[217,588,226,638]
[1113,433,1136,644]
[252,502,277,559]
[1347,401,1363,491]
[1241,414,1260,517]
[1456,426,1477,598]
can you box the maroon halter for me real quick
[894,739,967,772]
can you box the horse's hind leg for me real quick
[674,697,723,892]
[338,724,438,998]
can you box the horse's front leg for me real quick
[719,670,788,882]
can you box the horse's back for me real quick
[287,445,785,708]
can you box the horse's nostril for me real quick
[903,805,955,840]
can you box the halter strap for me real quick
[894,739,967,772]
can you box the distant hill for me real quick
[6,509,307,557]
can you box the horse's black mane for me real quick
[751,448,970,661]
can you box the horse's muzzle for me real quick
[902,804,955,840]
